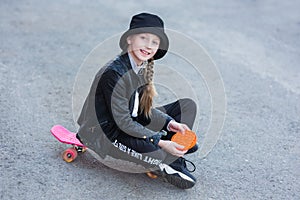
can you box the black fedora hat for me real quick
[119,13,169,60]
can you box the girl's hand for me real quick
[168,120,190,134]
[158,140,187,157]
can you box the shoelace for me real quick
[181,157,196,172]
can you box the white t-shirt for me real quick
[128,53,147,117]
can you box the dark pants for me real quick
[113,98,197,168]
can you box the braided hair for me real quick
[139,58,157,117]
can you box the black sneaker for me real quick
[159,157,196,189]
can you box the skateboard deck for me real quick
[51,125,86,162]
[51,125,85,147]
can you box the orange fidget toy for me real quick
[171,130,197,150]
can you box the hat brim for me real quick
[119,27,169,60]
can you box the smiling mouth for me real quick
[140,49,151,56]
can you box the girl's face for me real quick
[127,33,160,65]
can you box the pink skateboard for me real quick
[51,125,87,162]
[51,125,159,179]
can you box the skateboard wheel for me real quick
[146,172,158,179]
[62,148,78,163]
[171,130,197,150]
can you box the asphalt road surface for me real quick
[1,0,299,199]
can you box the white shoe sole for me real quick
[159,164,196,189]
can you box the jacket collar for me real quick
[118,53,146,80]
[119,53,132,72]
[128,53,147,74]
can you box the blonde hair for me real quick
[139,58,157,117]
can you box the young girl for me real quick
[77,13,198,189]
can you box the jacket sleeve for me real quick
[99,69,169,139]
[145,107,173,132]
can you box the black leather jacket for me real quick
[77,53,172,157]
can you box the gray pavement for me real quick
[1,0,300,199]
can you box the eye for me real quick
[152,41,159,46]
[140,35,146,40]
